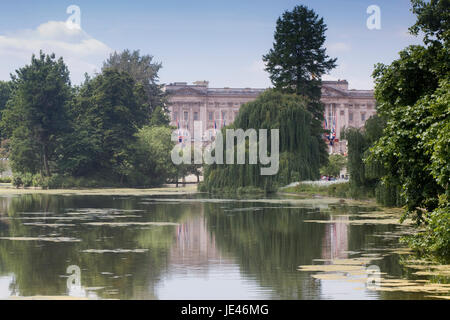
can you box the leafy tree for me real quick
[343,115,402,204]
[320,154,347,178]
[201,90,322,193]
[149,106,170,127]
[0,52,72,176]
[60,69,147,179]
[0,81,12,119]
[365,0,449,258]
[409,0,449,45]
[263,5,336,166]
[102,50,166,118]
[131,125,177,186]
[0,81,12,155]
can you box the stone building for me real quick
[165,80,376,154]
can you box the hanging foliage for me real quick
[200,90,322,193]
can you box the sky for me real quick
[0,0,423,90]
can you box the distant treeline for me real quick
[0,50,196,188]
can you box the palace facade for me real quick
[165,80,376,154]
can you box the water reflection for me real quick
[0,194,441,300]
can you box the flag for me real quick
[177,120,182,143]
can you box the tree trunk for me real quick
[43,145,51,177]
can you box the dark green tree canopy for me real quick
[0,81,12,112]
[61,69,147,178]
[409,0,450,45]
[263,5,337,109]
[1,52,72,176]
[102,49,166,117]
[365,0,449,243]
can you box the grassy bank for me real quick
[281,181,376,200]
[0,184,197,196]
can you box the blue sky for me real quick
[0,0,422,89]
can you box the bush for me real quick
[12,174,23,188]
[328,182,351,198]
[0,177,11,183]
[21,173,33,187]
[402,195,450,260]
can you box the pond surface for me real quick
[0,193,448,300]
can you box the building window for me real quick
[349,112,353,121]
[340,110,345,116]
[184,111,189,121]
[194,112,199,121]
[222,111,227,120]
[361,113,366,121]
[173,111,178,121]
[209,112,213,121]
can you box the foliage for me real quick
[0,176,11,183]
[0,161,6,176]
[320,154,347,177]
[342,115,399,204]
[370,75,449,221]
[131,125,177,186]
[409,0,449,45]
[149,106,170,126]
[0,49,178,188]
[263,5,337,115]
[263,5,336,166]
[1,52,72,176]
[0,80,12,126]
[201,90,322,193]
[365,0,450,258]
[402,195,450,259]
[59,69,147,180]
[102,49,166,117]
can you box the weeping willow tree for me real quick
[200,90,323,193]
[343,114,403,206]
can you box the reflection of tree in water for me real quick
[203,202,329,299]
[0,194,192,299]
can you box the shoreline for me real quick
[0,185,198,196]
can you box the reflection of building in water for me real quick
[321,216,349,260]
[169,210,231,268]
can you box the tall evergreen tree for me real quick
[1,52,72,176]
[263,5,337,121]
[263,5,337,167]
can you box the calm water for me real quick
[0,193,443,299]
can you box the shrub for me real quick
[12,174,23,188]
[21,173,33,187]
[0,177,11,183]
[402,195,450,261]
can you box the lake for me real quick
[0,192,448,300]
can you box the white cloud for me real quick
[0,21,112,84]
[327,42,351,53]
